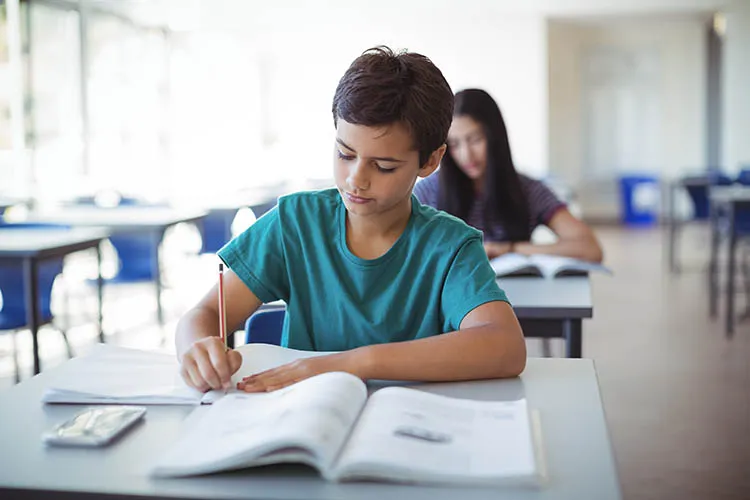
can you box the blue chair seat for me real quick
[244,309,285,346]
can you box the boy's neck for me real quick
[345,198,412,258]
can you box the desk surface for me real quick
[26,207,207,229]
[0,357,620,500]
[499,276,593,319]
[263,276,594,321]
[709,185,750,203]
[0,228,110,258]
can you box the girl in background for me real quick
[414,88,603,262]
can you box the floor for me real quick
[1,224,749,499]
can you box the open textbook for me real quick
[41,343,333,405]
[151,371,544,486]
[490,253,613,279]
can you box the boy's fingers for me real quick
[194,351,223,390]
[228,350,243,374]
[207,343,232,387]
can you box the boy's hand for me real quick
[179,337,243,392]
[237,352,363,393]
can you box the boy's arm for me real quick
[176,269,263,391]
[355,300,525,381]
[237,300,526,392]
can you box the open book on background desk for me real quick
[41,343,333,405]
[490,253,612,279]
[151,371,544,487]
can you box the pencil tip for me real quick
[219,263,224,272]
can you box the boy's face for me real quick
[333,119,440,219]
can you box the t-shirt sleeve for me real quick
[524,177,567,226]
[217,206,290,304]
[413,172,439,208]
[440,236,510,331]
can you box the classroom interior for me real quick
[0,1,749,499]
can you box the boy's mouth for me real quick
[345,192,373,204]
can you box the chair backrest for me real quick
[736,168,750,186]
[683,172,733,220]
[244,309,285,345]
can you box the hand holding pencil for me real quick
[177,262,242,392]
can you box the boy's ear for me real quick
[418,144,447,179]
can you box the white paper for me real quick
[332,388,539,485]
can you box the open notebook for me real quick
[41,343,333,405]
[490,253,613,279]
[151,371,545,487]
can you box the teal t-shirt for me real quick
[218,188,509,351]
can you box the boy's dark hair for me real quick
[332,46,454,167]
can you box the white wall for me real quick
[180,1,549,187]
[548,16,708,219]
[722,0,750,174]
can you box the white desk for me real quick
[26,207,207,326]
[0,357,621,500]
[260,276,594,358]
[0,228,110,375]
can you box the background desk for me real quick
[26,208,207,326]
[497,276,592,358]
[258,276,594,358]
[0,228,109,374]
[708,186,750,335]
[0,357,621,500]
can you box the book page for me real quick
[201,343,339,403]
[489,253,542,277]
[332,388,539,485]
[152,371,367,478]
[528,254,613,279]
[42,344,203,405]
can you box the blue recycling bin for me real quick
[619,174,660,226]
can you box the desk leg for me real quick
[726,204,737,336]
[153,229,166,328]
[96,244,104,343]
[563,319,582,358]
[23,258,41,375]
[709,199,721,318]
[668,182,680,273]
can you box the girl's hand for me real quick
[484,241,513,259]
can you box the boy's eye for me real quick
[337,150,355,161]
[376,165,396,174]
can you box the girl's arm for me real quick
[514,208,604,263]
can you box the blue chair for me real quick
[71,194,166,282]
[199,209,238,254]
[244,309,285,345]
[0,223,72,382]
[736,168,750,186]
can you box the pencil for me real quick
[218,262,227,348]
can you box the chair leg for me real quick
[60,329,74,359]
[742,244,750,319]
[541,338,553,357]
[11,331,20,384]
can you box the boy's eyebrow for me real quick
[336,138,407,163]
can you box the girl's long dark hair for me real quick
[438,89,531,242]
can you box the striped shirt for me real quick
[413,171,566,242]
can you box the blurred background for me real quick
[0,0,748,217]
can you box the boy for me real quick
[177,46,526,393]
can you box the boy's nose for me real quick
[347,162,370,191]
